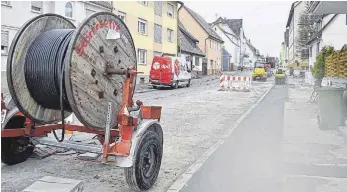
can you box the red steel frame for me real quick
[1,67,161,162]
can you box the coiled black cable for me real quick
[24,29,74,142]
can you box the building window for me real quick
[31,1,43,12]
[86,8,95,17]
[138,49,147,64]
[117,11,126,22]
[167,3,174,18]
[139,1,148,6]
[154,1,162,16]
[346,14,347,25]
[1,31,9,55]
[65,2,73,18]
[309,46,312,57]
[316,42,320,55]
[154,24,162,43]
[195,56,200,66]
[167,28,174,42]
[154,51,162,56]
[138,18,147,35]
[1,1,11,6]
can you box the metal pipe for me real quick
[105,68,128,75]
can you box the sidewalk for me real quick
[282,78,347,192]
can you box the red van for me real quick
[149,56,191,89]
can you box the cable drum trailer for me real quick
[1,12,164,191]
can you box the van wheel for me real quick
[186,79,191,87]
[174,81,179,89]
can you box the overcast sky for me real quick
[183,1,293,57]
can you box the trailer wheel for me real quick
[125,130,163,191]
[1,116,35,165]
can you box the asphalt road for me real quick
[181,84,288,192]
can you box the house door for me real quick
[202,60,207,75]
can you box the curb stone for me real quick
[166,82,275,192]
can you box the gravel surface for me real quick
[1,75,273,192]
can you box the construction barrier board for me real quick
[219,75,252,92]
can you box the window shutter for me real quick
[1,31,9,46]
[154,1,162,16]
[154,24,162,43]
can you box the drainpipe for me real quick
[204,37,209,56]
[204,37,209,75]
[177,1,184,56]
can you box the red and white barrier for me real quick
[219,75,252,92]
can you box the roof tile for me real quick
[184,6,223,42]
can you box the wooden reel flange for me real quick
[7,12,137,129]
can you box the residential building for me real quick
[308,1,347,15]
[283,28,289,67]
[1,1,112,93]
[225,19,249,68]
[211,17,253,69]
[245,40,259,69]
[179,6,224,75]
[210,18,240,70]
[285,1,306,66]
[113,1,182,83]
[221,48,232,71]
[307,14,347,67]
[178,21,205,78]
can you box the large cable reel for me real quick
[7,12,137,130]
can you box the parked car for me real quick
[149,56,191,89]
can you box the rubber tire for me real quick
[1,116,34,165]
[152,85,157,89]
[174,81,179,89]
[124,130,163,191]
[186,79,191,87]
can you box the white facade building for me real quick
[211,17,256,70]
[1,1,112,93]
[286,1,306,65]
[211,23,239,70]
[308,14,347,67]
[244,40,258,69]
